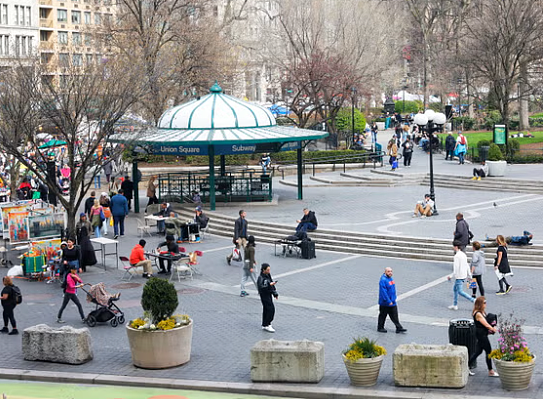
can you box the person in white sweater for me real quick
[447,244,476,310]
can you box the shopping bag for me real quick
[392,160,398,169]
[468,278,477,289]
[109,217,113,226]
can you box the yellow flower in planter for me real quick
[130,318,145,329]
[343,337,386,362]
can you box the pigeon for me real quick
[493,202,498,207]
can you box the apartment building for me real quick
[0,1,40,68]
[38,0,115,77]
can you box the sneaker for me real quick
[477,177,481,181]
[421,215,426,218]
[448,305,458,310]
[471,176,477,180]
[396,328,407,333]
[412,214,417,218]
[489,371,499,377]
[8,329,18,335]
[506,285,513,294]
[226,256,231,266]
[263,325,275,333]
[496,290,506,296]
[57,319,65,324]
[471,294,476,299]
[243,291,249,296]
[240,291,247,297]
[0,327,8,333]
[377,328,387,333]
[113,235,119,239]
[81,318,87,323]
[468,369,475,376]
[195,237,201,242]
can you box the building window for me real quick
[84,34,91,46]
[85,53,93,64]
[104,13,111,25]
[21,36,27,55]
[58,31,68,44]
[72,32,81,46]
[84,11,90,24]
[59,53,69,68]
[3,35,8,55]
[14,5,19,25]
[40,30,48,41]
[94,12,101,25]
[57,9,67,23]
[72,10,81,24]
[20,6,25,26]
[73,54,82,66]
[1,4,7,25]
[39,8,47,19]
[28,36,33,53]
[59,75,68,89]
[95,53,101,64]
[26,6,31,26]
[0,35,6,55]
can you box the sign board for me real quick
[150,141,301,156]
[493,124,507,145]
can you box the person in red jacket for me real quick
[129,239,153,278]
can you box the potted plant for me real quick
[342,337,386,386]
[489,314,535,391]
[126,278,192,369]
[486,143,507,176]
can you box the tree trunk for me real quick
[519,63,530,131]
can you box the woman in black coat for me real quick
[78,225,97,272]
[257,263,278,333]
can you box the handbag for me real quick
[103,207,111,218]
[99,208,105,222]
[468,278,477,289]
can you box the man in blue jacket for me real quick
[378,267,407,333]
[110,189,129,239]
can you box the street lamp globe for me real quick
[424,109,436,122]
[433,112,447,125]
[414,113,428,126]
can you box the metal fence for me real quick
[157,170,273,204]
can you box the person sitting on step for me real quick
[482,231,533,248]
[472,161,489,180]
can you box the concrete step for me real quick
[423,179,543,194]
[309,175,394,186]
[176,209,543,267]
[428,175,543,189]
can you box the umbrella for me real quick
[38,139,67,149]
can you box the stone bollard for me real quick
[22,324,93,365]
[393,344,468,388]
[251,339,324,383]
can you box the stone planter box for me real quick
[494,356,536,391]
[342,354,384,386]
[251,339,324,383]
[376,122,385,131]
[126,321,193,369]
[393,344,468,388]
[487,160,507,176]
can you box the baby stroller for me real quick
[81,283,124,327]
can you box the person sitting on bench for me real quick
[413,194,434,218]
[472,161,489,180]
[482,231,533,248]
[295,208,318,234]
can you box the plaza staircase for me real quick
[421,174,543,195]
[176,209,543,268]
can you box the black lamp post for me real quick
[351,87,357,144]
[414,110,446,216]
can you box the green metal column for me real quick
[132,159,139,213]
[297,147,303,200]
[220,155,226,176]
[209,145,216,211]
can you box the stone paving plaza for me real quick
[0,141,542,398]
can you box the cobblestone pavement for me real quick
[1,226,541,398]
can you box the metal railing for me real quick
[275,150,386,179]
[157,170,273,204]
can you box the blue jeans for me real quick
[94,225,101,238]
[296,222,317,233]
[113,215,125,236]
[453,279,475,306]
[94,175,101,188]
[458,152,465,164]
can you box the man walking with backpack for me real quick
[0,276,20,335]
[227,210,248,265]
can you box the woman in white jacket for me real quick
[470,241,486,297]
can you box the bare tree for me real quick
[110,0,235,124]
[461,0,543,127]
[0,57,142,233]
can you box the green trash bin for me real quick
[374,143,383,163]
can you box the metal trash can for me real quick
[449,318,477,367]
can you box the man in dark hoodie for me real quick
[453,212,472,251]
[84,191,96,218]
[295,208,318,234]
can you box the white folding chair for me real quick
[137,219,152,238]
[170,258,193,282]
[199,222,209,240]
[120,256,137,281]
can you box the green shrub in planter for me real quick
[488,143,505,161]
[141,278,179,324]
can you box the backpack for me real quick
[460,136,466,145]
[11,285,22,305]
